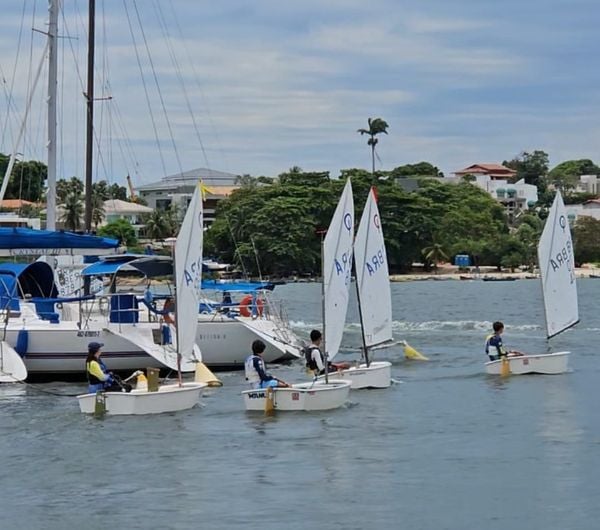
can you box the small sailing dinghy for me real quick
[485,191,576,376]
[318,187,392,388]
[78,183,208,414]
[242,180,354,412]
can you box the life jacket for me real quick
[303,345,319,371]
[244,354,262,385]
[86,359,108,386]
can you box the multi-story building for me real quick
[453,163,538,216]
[136,168,240,225]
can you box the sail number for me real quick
[365,248,385,276]
[549,240,575,283]
[334,250,353,286]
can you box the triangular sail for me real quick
[323,179,354,360]
[175,183,204,361]
[354,187,393,348]
[537,191,579,339]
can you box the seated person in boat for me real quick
[86,342,120,393]
[305,330,350,375]
[245,339,288,389]
[485,321,524,361]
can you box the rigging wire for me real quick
[0,0,29,151]
[122,0,168,179]
[152,0,210,170]
[167,0,228,171]
[131,0,184,177]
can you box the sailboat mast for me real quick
[353,256,370,367]
[320,230,328,383]
[84,0,96,232]
[173,245,182,385]
[46,0,59,230]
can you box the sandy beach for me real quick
[389,264,600,282]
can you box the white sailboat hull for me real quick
[77,382,206,415]
[485,352,570,375]
[242,380,351,411]
[3,307,297,376]
[0,341,28,383]
[316,361,392,389]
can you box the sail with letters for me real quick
[323,178,354,360]
[537,190,579,339]
[354,187,393,351]
[175,182,204,360]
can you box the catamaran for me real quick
[77,183,208,415]
[241,179,355,412]
[485,191,576,375]
[316,186,392,388]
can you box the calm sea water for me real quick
[1,279,599,530]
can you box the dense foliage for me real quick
[204,168,547,275]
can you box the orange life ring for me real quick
[239,295,264,317]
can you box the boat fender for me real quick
[15,329,28,357]
[239,295,264,318]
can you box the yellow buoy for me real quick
[195,362,223,387]
[404,342,429,361]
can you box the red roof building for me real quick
[454,163,517,180]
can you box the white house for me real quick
[453,163,538,216]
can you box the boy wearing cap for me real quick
[85,341,114,393]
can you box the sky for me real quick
[0,0,599,191]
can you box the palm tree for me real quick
[91,192,105,229]
[143,209,170,240]
[60,192,83,231]
[357,117,389,174]
[422,242,449,272]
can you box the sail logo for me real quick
[365,247,385,276]
[373,213,381,230]
[343,213,353,233]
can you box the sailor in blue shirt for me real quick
[244,339,289,389]
[485,321,523,361]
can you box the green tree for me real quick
[91,192,105,229]
[421,242,449,271]
[357,118,389,174]
[98,218,137,247]
[57,177,84,202]
[548,159,600,193]
[60,192,84,231]
[573,216,600,264]
[143,209,170,240]
[391,162,443,179]
[0,153,47,202]
[503,150,549,192]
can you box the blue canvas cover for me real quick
[0,228,120,256]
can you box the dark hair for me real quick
[86,350,99,363]
[310,329,322,342]
[493,321,504,332]
[252,339,266,354]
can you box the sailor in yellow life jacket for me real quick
[86,341,114,393]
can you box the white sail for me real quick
[323,178,354,360]
[537,191,579,339]
[175,183,204,361]
[355,187,393,348]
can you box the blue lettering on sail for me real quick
[549,240,575,283]
[184,257,203,287]
[334,250,353,286]
[366,247,385,276]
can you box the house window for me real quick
[156,199,172,210]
